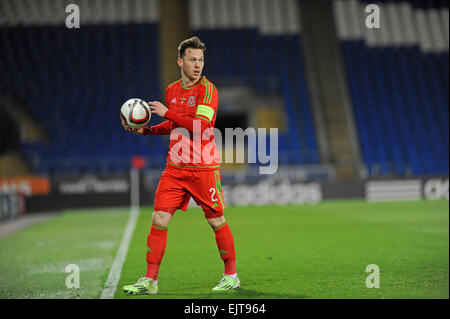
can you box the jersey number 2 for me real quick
[209,188,218,202]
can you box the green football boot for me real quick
[123,277,158,295]
[211,274,240,291]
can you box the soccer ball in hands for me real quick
[120,98,151,130]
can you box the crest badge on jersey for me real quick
[188,95,196,106]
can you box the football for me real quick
[120,98,151,129]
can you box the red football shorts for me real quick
[154,165,225,218]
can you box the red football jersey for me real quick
[147,76,221,170]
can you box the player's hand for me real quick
[148,101,168,118]
[121,117,145,135]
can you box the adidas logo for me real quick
[219,249,228,255]
[212,203,219,208]
[171,98,176,103]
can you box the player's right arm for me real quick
[121,117,172,135]
[121,117,145,134]
[143,120,173,135]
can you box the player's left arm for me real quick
[193,82,218,128]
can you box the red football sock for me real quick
[214,222,236,275]
[146,224,168,280]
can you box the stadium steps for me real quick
[299,0,361,180]
[220,146,247,172]
[1,97,48,144]
[254,97,285,132]
[0,152,30,177]
[159,0,189,90]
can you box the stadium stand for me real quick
[0,0,166,175]
[1,0,447,178]
[333,0,449,177]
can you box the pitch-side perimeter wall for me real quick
[16,174,449,213]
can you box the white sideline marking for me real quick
[101,207,139,299]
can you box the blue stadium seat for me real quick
[340,38,448,177]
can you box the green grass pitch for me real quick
[0,200,448,299]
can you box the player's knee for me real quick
[152,211,172,227]
[207,216,226,230]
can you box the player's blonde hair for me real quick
[178,37,206,59]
